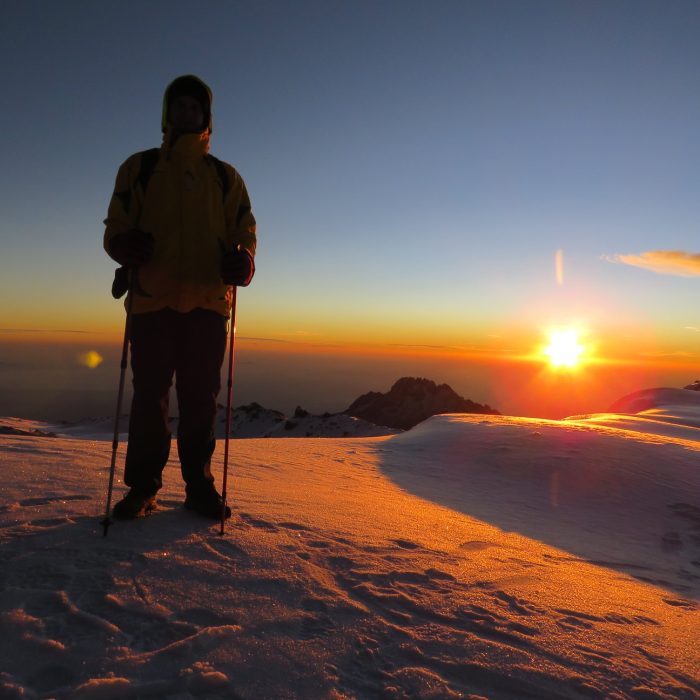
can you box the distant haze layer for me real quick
[0,338,693,422]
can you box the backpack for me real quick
[111,149,231,298]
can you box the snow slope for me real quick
[0,391,699,699]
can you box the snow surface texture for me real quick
[0,388,698,699]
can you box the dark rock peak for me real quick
[344,376,499,431]
[234,403,285,420]
[390,377,462,398]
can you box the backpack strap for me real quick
[205,154,231,202]
[137,149,229,201]
[111,148,160,299]
[137,148,161,196]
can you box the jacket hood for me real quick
[162,74,213,133]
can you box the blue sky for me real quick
[1,0,700,416]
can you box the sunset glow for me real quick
[543,329,585,369]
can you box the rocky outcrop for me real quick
[344,377,499,430]
[217,402,400,438]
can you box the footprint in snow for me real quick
[301,597,329,613]
[425,568,456,582]
[662,597,696,610]
[19,495,90,507]
[278,521,311,532]
[300,613,335,639]
[492,590,544,616]
[179,607,234,628]
[459,540,497,552]
[238,513,278,531]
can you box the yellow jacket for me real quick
[104,130,256,316]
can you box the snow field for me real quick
[0,400,699,699]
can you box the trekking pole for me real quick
[101,272,135,537]
[220,285,238,535]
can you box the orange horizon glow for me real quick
[3,306,700,377]
[2,326,699,370]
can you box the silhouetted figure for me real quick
[104,75,256,519]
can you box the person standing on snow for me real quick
[104,75,256,520]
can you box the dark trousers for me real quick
[124,308,228,496]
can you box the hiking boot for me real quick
[184,487,231,520]
[113,489,157,519]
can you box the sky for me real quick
[1,0,700,420]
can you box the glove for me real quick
[111,266,129,299]
[107,230,154,267]
[221,248,255,286]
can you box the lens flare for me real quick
[78,351,103,369]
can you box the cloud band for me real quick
[606,250,700,277]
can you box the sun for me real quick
[543,328,585,369]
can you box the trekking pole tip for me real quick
[100,517,112,537]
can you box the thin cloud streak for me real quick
[238,336,293,344]
[555,249,564,285]
[387,344,518,354]
[638,350,699,358]
[605,250,700,277]
[0,328,91,334]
